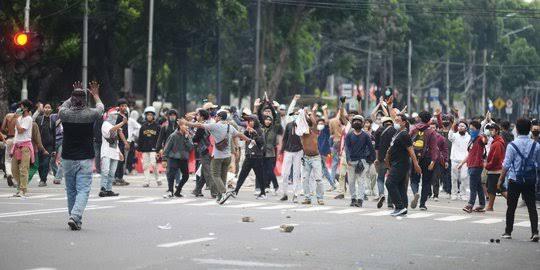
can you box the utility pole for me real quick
[446,54,450,111]
[364,42,372,115]
[145,0,155,107]
[82,0,88,95]
[482,49,487,113]
[216,19,222,104]
[254,0,261,99]
[21,0,30,100]
[407,40,412,112]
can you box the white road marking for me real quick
[45,197,68,201]
[0,193,15,198]
[295,206,334,212]
[151,199,197,205]
[435,215,471,222]
[88,196,131,202]
[192,258,298,268]
[224,202,266,208]
[117,197,158,203]
[256,204,297,210]
[326,208,367,214]
[157,237,215,248]
[406,213,436,219]
[361,210,393,216]
[260,224,299,230]
[515,221,531,227]
[186,201,219,206]
[25,194,59,199]
[0,206,114,218]
[472,218,503,224]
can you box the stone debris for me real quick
[242,217,255,223]
[280,224,294,233]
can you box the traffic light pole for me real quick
[21,0,30,100]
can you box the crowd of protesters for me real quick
[0,82,538,242]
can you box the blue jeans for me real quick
[468,167,485,207]
[321,157,335,187]
[100,157,118,191]
[302,155,324,200]
[330,145,340,182]
[62,159,93,224]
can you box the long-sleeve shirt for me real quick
[244,127,265,158]
[344,130,374,162]
[436,133,449,165]
[502,135,540,181]
[137,121,160,152]
[485,135,505,173]
[163,132,193,160]
[448,130,470,161]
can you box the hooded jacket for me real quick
[137,121,160,152]
[244,126,265,158]
[485,135,506,172]
[409,122,440,163]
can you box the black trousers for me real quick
[126,141,136,173]
[0,146,6,176]
[263,157,279,190]
[235,157,265,195]
[505,181,539,235]
[419,158,434,207]
[386,166,409,210]
[38,152,52,182]
[431,163,443,198]
[115,143,126,180]
[166,158,189,193]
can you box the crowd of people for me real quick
[0,82,539,242]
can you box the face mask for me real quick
[16,108,23,115]
[393,123,401,130]
[532,130,540,137]
[484,130,491,137]
[470,130,479,140]
[352,123,362,130]
[459,131,466,136]
[317,124,325,131]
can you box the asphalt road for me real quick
[0,174,539,270]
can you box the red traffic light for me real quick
[13,32,28,46]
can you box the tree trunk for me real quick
[0,67,9,118]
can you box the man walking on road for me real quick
[59,81,104,230]
[139,106,162,188]
[498,118,539,242]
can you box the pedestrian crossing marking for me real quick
[327,208,367,214]
[260,224,299,230]
[256,204,297,210]
[25,194,59,199]
[435,215,470,221]
[186,201,219,206]
[514,221,531,228]
[151,199,197,205]
[361,210,393,216]
[406,213,435,219]
[472,218,503,224]
[88,196,131,202]
[224,203,266,208]
[117,197,157,203]
[295,206,334,212]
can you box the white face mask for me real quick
[393,123,401,130]
[484,130,491,137]
[317,124,325,131]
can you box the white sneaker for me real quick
[434,197,439,202]
[253,189,260,196]
[256,194,267,200]
[451,195,458,201]
[163,192,173,199]
[272,189,278,196]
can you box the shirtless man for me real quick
[299,104,325,205]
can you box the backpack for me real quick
[412,130,426,159]
[215,124,230,151]
[510,142,538,185]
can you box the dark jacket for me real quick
[35,114,56,152]
[245,127,265,158]
[163,132,193,160]
[156,120,177,152]
[345,130,375,162]
[317,126,331,156]
[137,121,160,152]
[192,127,211,157]
[374,124,397,162]
[282,121,303,153]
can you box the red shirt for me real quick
[466,135,486,168]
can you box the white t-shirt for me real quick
[101,121,121,160]
[14,115,33,143]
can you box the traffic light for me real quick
[9,31,43,78]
